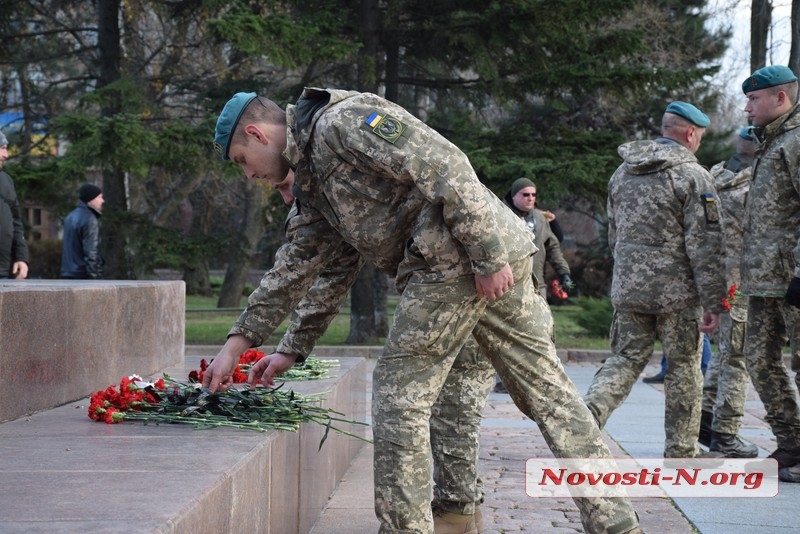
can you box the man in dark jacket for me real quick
[60,183,104,279]
[0,130,29,279]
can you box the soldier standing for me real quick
[700,126,758,458]
[740,65,800,482]
[202,89,642,534]
[583,101,726,459]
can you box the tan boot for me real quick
[432,506,483,534]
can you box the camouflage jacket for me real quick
[502,193,569,287]
[709,160,750,288]
[741,103,800,296]
[607,138,725,314]
[230,88,536,354]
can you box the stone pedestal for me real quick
[0,280,184,422]
[0,353,369,534]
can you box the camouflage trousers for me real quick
[744,296,800,450]
[430,336,494,515]
[372,258,639,534]
[584,307,704,458]
[701,303,751,434]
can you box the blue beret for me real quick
[664,101,710,128]
[738,126,755,141]
[742,65,798,94]
[213,92,258,160]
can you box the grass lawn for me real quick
[550,301,612,350]
[185,294,614,350]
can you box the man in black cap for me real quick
[60,183,104,279]
[0,129,29,279]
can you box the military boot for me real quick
[432,506,483,534]
[698,410,713,447]
[709,431,758,458]
[779,465,800,483]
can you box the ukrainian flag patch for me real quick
[702,193,720,223]
[363,111,411,146]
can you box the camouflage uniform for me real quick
[244,203,495,518]
[430,336,495,516]
[584,138,726,458]
[232,88,640,534]
[503,193,570,297]
[740,104,800,452]
[701,160,751,435]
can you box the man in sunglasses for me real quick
[503,178,571,300]
[495,178,572,393]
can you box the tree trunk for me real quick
[373,267,388,336]
[751,0,772,72]
[97,0,129,279]
[218,179,267,308]
[184,262,211,296]
[347,262,382,344]
[789,0,800,76]
[345,0,388,345]
[357,0,379,92]
[182,189,215,296]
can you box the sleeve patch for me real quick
[363,111,412,147]
[702,193,720,223]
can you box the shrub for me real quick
[27,238,62,279]
[574,297,614,338]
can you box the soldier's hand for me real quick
[699,311,719,334]
[201,335,252,392]
[475,263,514,300]
[248,352,299,387]
[785,277,800,308]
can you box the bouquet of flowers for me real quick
[87,374,369,449]
[549,279,569,301]
[188,349,337,384]
[721,283,743,311]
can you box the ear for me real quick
[686,125,697,143]
[243,123,269,146]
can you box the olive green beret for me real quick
[664,101,710,128]
[214,92,258,160]
[742,65,798,94]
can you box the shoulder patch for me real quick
[363,111,412,147]
[702,193,720,224]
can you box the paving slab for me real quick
[312,359,798,534]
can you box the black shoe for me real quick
[767,447,800,469]
[709,431,758,458]
[642,372,665,384]
[779,466,800,483]
[664,450,725,468]
[493,382,508,394]
[698,410,713,448]
[748,446,800,472]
